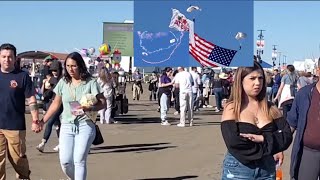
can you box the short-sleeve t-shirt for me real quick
[158,74,172,95]
[173,71,193,93]
[54,77,102,124]
[281,74,298,85]
[0,69,35,130]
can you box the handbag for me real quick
[92,123,104,145]
[68,84,104,145]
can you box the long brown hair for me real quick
[227,61,281,120]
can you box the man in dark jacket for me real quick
[287,59,320,180]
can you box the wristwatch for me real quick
[32,119,44,124]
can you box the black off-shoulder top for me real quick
[221,117,293,165]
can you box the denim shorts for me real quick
[221,152,276,180]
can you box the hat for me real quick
[219,73,228,79]
[44,55,57,62]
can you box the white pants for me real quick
[99,96,113,124]
[179,92,194,125]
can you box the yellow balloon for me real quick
[99,44,111,55]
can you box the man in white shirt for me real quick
[190,67,201,111]
[173,67,194,127]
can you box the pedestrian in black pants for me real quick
[173,87,180,114]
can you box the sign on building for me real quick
[103,22,133,56]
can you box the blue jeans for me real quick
[160,94,168,121]
[222,152,275,180]
[266,87,272,101]
[59,120,96,180]
[213,88,223,110]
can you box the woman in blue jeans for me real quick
[37,63,63,152]
[212,73,225,112]
[41,52,106,180]
[159,67,173,125]
[221,60,292,180]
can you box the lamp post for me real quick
[278,52,282,70]
[272,45,277,69]
[283,55,287,67]
[256,30,266,63]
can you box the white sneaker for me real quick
[177,123,185,127]
[190,122,193,127]
[202,105,207,108]
[161,121,171,126]
[215,108,220,112]
[53,145,59,152]
[207,105,213,108]
[173,111,179,115]
[36,143,45,153]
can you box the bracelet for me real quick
[32,119,44,124]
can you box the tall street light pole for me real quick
[272,45,277,69]
[278,52,282,70]
[256,30,266,63]
[283,55,287,67]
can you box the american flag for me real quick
[189,33,237,67]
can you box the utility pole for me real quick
[283,55,287,67]
[272,45,277,69]
[256,30,266,63]
[278,52,282,70]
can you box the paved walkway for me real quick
[8,83,292,180]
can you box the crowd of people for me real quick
[1,42,320,180]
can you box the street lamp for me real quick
[256,30,266,63]
[272,45,277,69]
[282,55,287,67]
[278,52,282,70]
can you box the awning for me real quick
[17,51,68,60]
[260,60,273,68]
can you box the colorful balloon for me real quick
[80,48,89,57]
[99,43,111,55]
[88,47,95,55]
[113,49,122,64]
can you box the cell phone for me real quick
[69,101,84,116]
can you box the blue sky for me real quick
[0,1,133,54]
[135,0,253,67]
[254,1,320,65]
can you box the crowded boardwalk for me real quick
[6,84,292,180]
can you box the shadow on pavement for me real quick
[129,103,155,106]
[135,175,198,180]
[195,111,223,116]
[115,117,161,124]
[193,122,221,126]
[90,142,176,154]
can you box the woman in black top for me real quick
[221,60,292,180]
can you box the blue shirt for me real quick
[287,83,317,178]
[272,74,281,90]
[0,69,34,130]
[133,73,143,81]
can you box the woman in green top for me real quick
[42,52,106,180]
